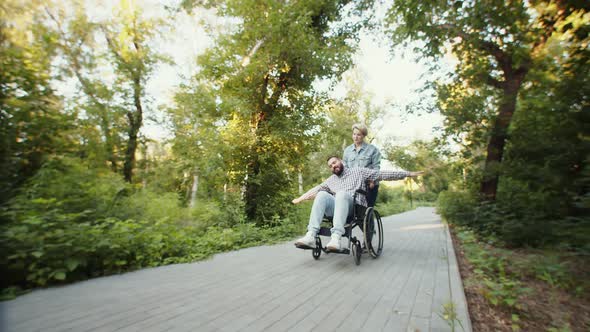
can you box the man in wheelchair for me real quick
[292,156,423,251]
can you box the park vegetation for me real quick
[1,2,588,322]
[385,1,589,328]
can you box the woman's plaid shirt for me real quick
[300,167,410,207]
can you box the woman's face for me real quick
[352,128,365,145]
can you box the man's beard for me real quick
[332,165,343,176]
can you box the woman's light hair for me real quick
[352,123,368,136]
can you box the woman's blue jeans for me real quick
[307,191,353,236]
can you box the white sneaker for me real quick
[295,231,316,249]
[326,234,341,251]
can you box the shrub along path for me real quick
[1,207,471,332]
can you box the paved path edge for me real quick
[443,221,473,332]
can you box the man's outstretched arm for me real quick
[372,170,425,182]
[292,185,321,204]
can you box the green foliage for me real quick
[176,0,372,223]
[384,139,453,195]
[438,301,465,332]
[0,2,74,204]
[113,190,190,223]
[373,185,435,216]
[4,157,127,219]
[47,0,169,182]
[390,0,590,250]
[436,190,477,223]
[1,209,308,295]
[385,0,590,204]
[438,183,590,249]
[0,156,313,296]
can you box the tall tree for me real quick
[103,0,167,182]
[183,0,372,222]
[384,0,588,200]
[46,4,122,172]
[48,0,167,182]
[167,80,228,203]
[45,5,123,172]
[0,0,73,203]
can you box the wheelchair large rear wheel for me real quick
[363,207,383,258]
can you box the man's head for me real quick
[326,156,344,176]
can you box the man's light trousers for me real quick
[307,191,353,236]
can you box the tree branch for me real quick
[439,23,515,77]
[45,7,106,107]
[102,26,126,66]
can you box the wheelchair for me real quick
[297,188,384,265]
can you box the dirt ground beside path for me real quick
[449,227,590,332]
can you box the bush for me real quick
[0,157,312,296]
[112,190,190,224]
[1,213,198,289]
[438,189,553,245]
[438,188,590,250]
[373,186,437,216]
[1,211,308,295]
[2,157,130,222]
[404,191,438,205]
[436,190,477,225]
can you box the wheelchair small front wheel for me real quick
[352,240,361,265]
[312,236,321,260]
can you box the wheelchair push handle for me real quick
[354,179,373,197]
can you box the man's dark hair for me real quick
[326,155,340,162]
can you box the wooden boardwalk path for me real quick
[1,207,471,332]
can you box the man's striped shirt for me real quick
[300,167,410,207]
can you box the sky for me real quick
[84,0,448,147]
[328,33,446,147]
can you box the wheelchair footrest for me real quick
[325,248,350,255]
[294,243,315,250]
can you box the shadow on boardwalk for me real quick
[1,207,471,332]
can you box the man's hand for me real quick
[408,171,425,177]
[292,198,302,205]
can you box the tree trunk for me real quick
[479,74,525,200]
[189,173,199,208]
[123,75,143,183]
[142,146,148,188]
[123,121,139,183]
[243,68,288,221]
[244,155,261,220]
